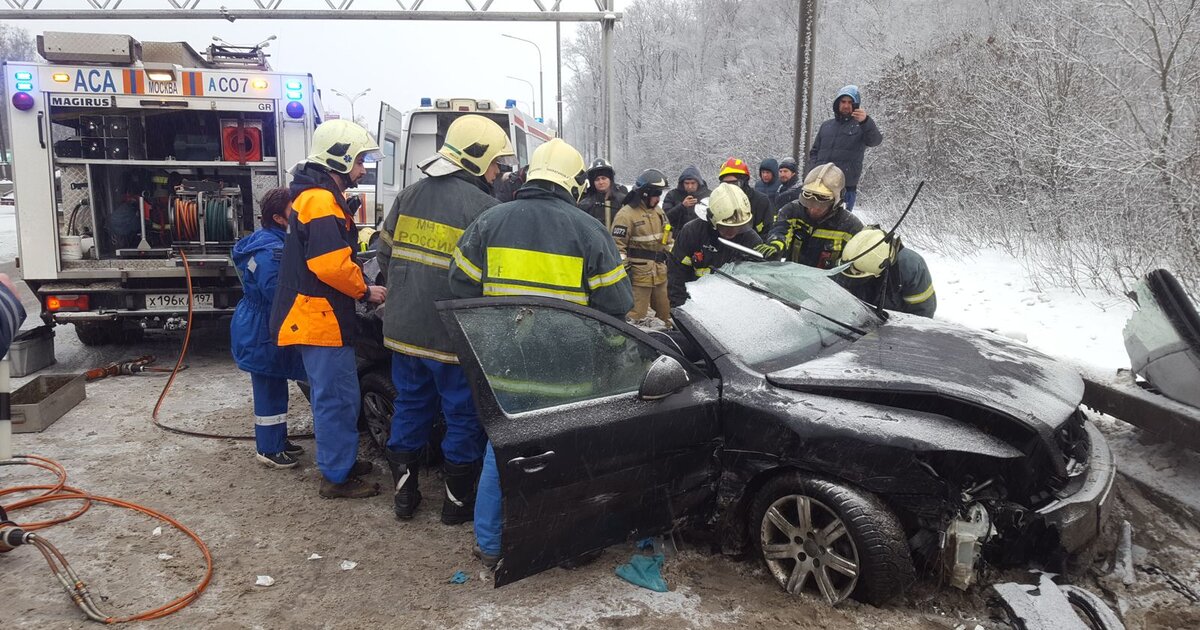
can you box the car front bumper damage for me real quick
[1034,420,1116,552]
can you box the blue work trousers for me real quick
[299,345,360,484]
[250,373,289,455]
[475,442,502,556]
[388,353,485,465]
[844,187,858,212]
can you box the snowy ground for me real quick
[2,215,1199,629]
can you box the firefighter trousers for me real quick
[387,353,486,465]
[629,282,671,323]
[250,373,289,456]
[299,345,361,484]
[475,441,502,556]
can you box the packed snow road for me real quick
[2,244,1199,629]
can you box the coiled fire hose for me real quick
[0,454,214,623]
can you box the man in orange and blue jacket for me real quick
[270,120,387,499]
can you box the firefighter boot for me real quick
[441,459,481,525]
[386,450,422,520]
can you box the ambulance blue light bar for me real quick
[505,99,517,109]
[420,97,432,107]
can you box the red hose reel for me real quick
[221,125,262,162]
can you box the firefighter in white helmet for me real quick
[834,226,937,317]
[667,182,764,307]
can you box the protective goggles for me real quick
[801,189,833,202]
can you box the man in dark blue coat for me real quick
[755,158,781,206]
[806,85,883,211]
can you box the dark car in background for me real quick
[436,262,1115,605]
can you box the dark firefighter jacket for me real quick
[835,247,937,318]
[231,226,306,380]
[668,221,763,307]
[271,165,368,347]
[611,201,672,288]
[764,201,863,269]
[577,183,630,231]
[806,87,883,188]
[742,182,775,240]
[663,166,710,230]
[377,169,498,364]
[449,183,634,318]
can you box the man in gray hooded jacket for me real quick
[806,85,883,212]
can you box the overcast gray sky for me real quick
[10,0,619,127]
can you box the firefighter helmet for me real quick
[307,120,383,174]
[717,157,752,180]
[699,182,752,228]
[435,114,516,177]
[587,158,615,183]
[801,163,845,207]
[527,138,589,202]
[625,169,668,207]
[842,227,893,278]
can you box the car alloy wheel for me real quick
[359,371,396,452]
[759,493,860,604]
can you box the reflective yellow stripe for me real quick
[486,247,584,288]
[453,247,483,282]
[812,228,854,243]
[680,256,693,267]
[903,284,936,304]
[483,282,588,305]
[489,374,594,397]
[393,215,464,257]
[629,233,663,242]
[392,246,452,269]
[587,263,627,290]
[384,337,460,363]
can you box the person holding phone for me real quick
[662,165,710,231]
[806,85,883,212]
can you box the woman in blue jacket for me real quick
[231,188,308,468]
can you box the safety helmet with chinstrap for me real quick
[587,158,615,183]
[307,119,384,174]
[633,168,668,193]
[801,163,846,207]
[717,158,751,180]
[696,182,752,228]
[436,114,516,177]
[841,227,894,279]
[527,138,589,202]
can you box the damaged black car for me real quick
[436,262,1115,605]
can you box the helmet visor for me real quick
[496,154,519,168]
[359,147,385,164]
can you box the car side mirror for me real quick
[639,355,691,401]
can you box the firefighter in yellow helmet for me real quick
[756,163,863,269]
[834,227,937,317]
[667,182,763,307]
[270,119,387,499]
[612,168,673,324]
[449,137,633,570]
[376,114,516,524]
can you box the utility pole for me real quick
[556,21,564,138]
[601,0,615,160]
[792,0,817,163]
[330,88,371,125]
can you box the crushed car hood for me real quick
[766,315,1083,434]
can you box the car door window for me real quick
[455,305,661,414]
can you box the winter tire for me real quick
[750,473,915,606]
[360,370,396,453]
[74,321,114,346]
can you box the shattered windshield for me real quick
[679,262,881,372]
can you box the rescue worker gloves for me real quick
[754,241,784,258]
[307,119,384,174]
[841,227,893,278]
[437,114,517,176]
[705,182,752,228]
[800,163,846,208]
[527,138,589,202]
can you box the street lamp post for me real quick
[506,76,537,119]
[330,87,371,124]
[502,33,543,121]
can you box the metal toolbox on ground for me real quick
[10,374,86,433]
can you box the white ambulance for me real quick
[4,32,325,345]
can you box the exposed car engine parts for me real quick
[943,502,993,590]
[0,454,213,622]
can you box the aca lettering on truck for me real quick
[74,69,118,93]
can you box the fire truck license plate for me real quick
[145,293,213,309]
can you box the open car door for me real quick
[437,297,722,587]
[375,101,405,218]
